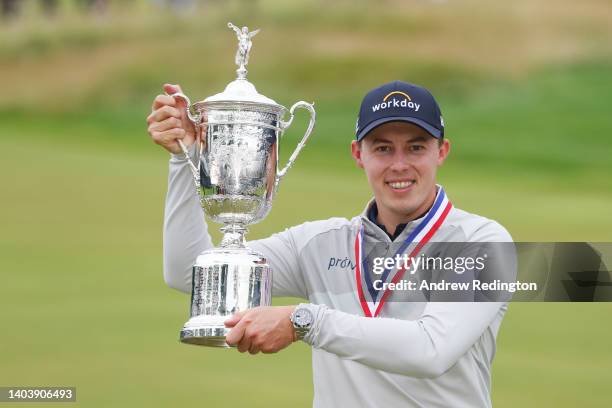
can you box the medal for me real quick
[355,187,452,317]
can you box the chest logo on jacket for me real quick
[327,256,356,271]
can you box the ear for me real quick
[437,138,450,166]
[351,140,364,169]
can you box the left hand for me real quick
[225,306,297,354]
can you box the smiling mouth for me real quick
[386,180,415,190]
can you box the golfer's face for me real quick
[354,122,448,220]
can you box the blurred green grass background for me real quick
[1,0,611,406]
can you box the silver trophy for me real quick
[171,23,316,347]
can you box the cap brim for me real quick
[356,117,442,141]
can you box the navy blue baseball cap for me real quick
[355,81,445,141]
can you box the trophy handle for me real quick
[167,92,203,184]
[277,101,316,182]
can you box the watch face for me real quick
[294,307,313,327]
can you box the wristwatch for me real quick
[290,304,315,341]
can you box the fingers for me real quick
[151,94,176,111]
[225,307,291,355]
[225,317,248,347]
[248,342,260,355]
[224,310,248,328]
[150,83,184,113]
[238,325,260,354]
[147,105,182,124]
[160,84,186,109]
[149,128,185,152]
[147,83,196,155]
[237,335,252,353]
[148,116,182,133]
[163,83,182,96]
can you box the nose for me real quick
[388,150,412,172]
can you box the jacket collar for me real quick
[359,184,445,243]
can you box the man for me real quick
[147,80,512,407]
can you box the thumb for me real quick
[224,310,248,328]
[163,83,188,111]
[163,83,182,96]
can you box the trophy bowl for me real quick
[196,100,286,226]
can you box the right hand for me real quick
[146,83,197,155]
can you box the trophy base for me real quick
[180,326,232,348]
[180,239,272,348]
[178,244,272,348]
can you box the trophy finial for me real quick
[228,22,260,80]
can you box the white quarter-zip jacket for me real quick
[163,152,512,408]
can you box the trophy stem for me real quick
[220,224,248,248]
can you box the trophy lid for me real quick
[204,78,279,106]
